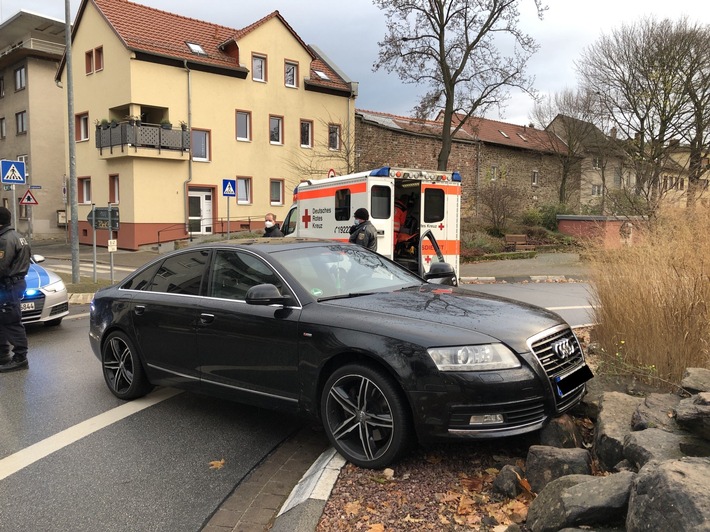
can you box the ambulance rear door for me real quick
[418,182,460,274]
[365,176,395,258]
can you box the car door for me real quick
[129,249,210,388]
[197,248,302,410]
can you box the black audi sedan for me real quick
[89,238,592,469]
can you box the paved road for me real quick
[0,311,301,532]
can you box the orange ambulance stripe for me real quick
[421,183,461,195]
[297,183,368,200]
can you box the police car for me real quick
[22,255,69,326]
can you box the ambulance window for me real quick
[335,189,351,221]
[423,188,445,223]
[370,186,391,219]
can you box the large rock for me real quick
[595,392,643,471]
[681,368,710,394]
[675,392,710,440]
[626,458,710,531]
[623,428,710,469]
[525,445,592,494]
[630,393,681,432]
[526,472,635,532]
[539,414,583,448]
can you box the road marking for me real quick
[0,387,182,481]
[65,312,90,320]
[548,305,598,311]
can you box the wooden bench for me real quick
[504,234,536,252]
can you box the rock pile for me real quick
[498,367,710,532]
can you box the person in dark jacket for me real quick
[263,212,284,237]
[0,207,31,372]
[348,207,378,251]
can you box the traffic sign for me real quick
[19,189,38,206]
[1,160,26,184]
[87,207,119,230]
[223,179,236,197]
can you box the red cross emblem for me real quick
[302,209,312,228]
[438,222,445,230]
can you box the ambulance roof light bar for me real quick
[369,166,461,182]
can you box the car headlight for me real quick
[427,344,521,371]
[43,280,66,293]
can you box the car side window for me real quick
[147,250,209,295]
[208,249,285,300]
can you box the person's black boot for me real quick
[0,354,28,372]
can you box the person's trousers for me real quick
[0,280,28,358]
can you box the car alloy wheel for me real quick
[321,364,412,469]
[102,331,153,400]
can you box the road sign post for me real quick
[223,179,236,240]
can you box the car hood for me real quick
[26,263,63,291]
[320,284,565,353]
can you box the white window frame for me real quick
[237,177,252,205]
[191,129,210,162]
[236,111,251,141]
[252,55,266,82]
[14,66,26,91]
[270,179,284,206]
[285,61,298,88]
[300,120,313,148]
[109,175,120,204]
[15,111,27,134]
[80,178,92,203]
[270,116,283,145]
[77,113,90,141]
[531,170,539,186]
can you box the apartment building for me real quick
[58,0,357,249]
[0,11,67,239]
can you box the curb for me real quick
[68,293,94,305]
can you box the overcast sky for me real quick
[2,0,706,125]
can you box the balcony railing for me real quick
[0,38,65,59]
[95,122,190,155]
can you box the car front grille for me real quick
[529,325,587,413]
[50,302,69,316]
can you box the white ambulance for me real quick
[281,166,461,285]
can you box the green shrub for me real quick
[521,208,543,227]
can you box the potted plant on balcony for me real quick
[98,118,110,130]
[160,119,172,130]
[126,115,142,126]
[179,121,188,131]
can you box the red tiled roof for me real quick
[79,0,351,93]
[357,109,567,154]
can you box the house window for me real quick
[236,110,251,141]
[679,178,685,191]
[490,165,498,180]
[270,179,284,205]
[614,167,623,187]
[328,124,340,150]
[76,113,90,141]
[14,66,26,91]
[300,120,313,148]
[531,170,539,186]
[186,42,206,56]
[270,116,283,144]
[285,61,298,88]
[0,77,4,97]
[591,184,602,196]
[0,118,5,139]
[79,177,92,203]
[252,55,266,82]
[85,50,93,74]
[15,111,27,134]
[191,129,210,161]
[593,156,602,169]
[237,177,251,204]
[94,47,104,71]
[109,175,119,204]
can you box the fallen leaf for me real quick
[344,500,361,516]
[208,458,225,470]
[402,513,424,523]
[457,495,475,515]
[513,470,536,498]
[383,468,395,480]
[367,524,385,532]
[439,514,451,525]
[460,476,483,491]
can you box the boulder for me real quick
[623,428,710,469]
[594,392,643,471]
[492,464,525,498]
[630,393,681,432]
[525,445,592,494]
[681,368,710,394]
[674,392,710,440]
[626,457,710,531]
[539,414,583,448]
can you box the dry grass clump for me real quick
[587,208,710,388]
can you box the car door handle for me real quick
[134,305,145,315]
[200,313,215,324]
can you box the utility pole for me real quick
[65,0,79,283]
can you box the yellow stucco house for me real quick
[58,0,357,250]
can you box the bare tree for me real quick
[577,17,710,216]
[373,0,545,171]
[477,173,522,235]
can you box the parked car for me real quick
[89,239,593,469]
[22,255,69,326]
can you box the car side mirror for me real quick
[424,262,458,286]
[245,283,291,306]
[32,254,45,263]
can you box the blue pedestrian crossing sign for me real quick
[222,179,236,197]
[1,160,26,184]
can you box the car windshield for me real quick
[274,244,422,299]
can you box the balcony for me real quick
[95,122,190,160]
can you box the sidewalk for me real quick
[35,239,590,531]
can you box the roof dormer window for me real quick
[314,70,330,80]
[498,130,509,138]
[186,42,207,56]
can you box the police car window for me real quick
[147,250,209,295]
[370,185,391,219]
[335,188,350,221]
[423,188,445,223]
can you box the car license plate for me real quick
[20,302,35,311]
[554,364,594,397]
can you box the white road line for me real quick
[0,387,182,481]
[548,305,598,310]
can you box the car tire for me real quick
[321,363,413,469]
[102,331,154,400]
